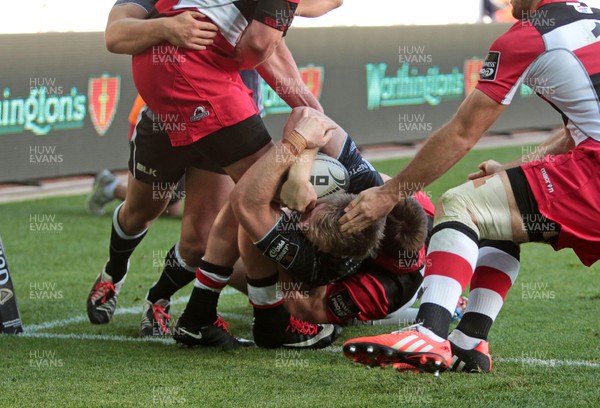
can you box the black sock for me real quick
[248,274,289,330]
[105,205,147,283]
[455,312,494,341]
[147,245,195,303]
[179,259,233,327]
[416,303,453,340]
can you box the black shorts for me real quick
[129,108,271,184]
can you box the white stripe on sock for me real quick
[112,202,147,240]
[421,275,464,316]
[465,287,504,321]
[426,228,479,271]
[247,283,282,306]
[173,241,196,273]
[476,246,520,284]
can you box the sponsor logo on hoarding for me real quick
[366,63,464,110]
[464,58,484,95]
[0,74,120,137]
[88,75,121,136]
[0,86,86,136]
[262,65,324,116]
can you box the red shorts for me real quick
[521,138,600,266]
[132,39,257,147]
[325,267,422,325]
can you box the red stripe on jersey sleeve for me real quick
[476,23,546,105]
[574,42,600,76]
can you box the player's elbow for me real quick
[240,37,280,68]
[105,29,125,54]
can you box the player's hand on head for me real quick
[164,11,218,50]
[280,179,317,213]
[339,185,397,235]
[467,160,503,180]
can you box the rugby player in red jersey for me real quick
[88,2,344,347]
[342,0,600,373]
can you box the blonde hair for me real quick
[306,193,385,260]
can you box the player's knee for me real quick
[177,238,206,265]
[434,186,479,234]
[117,202,156,233]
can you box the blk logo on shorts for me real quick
[480,52,501,81]
[190,106,209,122]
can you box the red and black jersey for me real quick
[154,0,299,54]
[476,0,600,144]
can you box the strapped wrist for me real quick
[282,130,308,156]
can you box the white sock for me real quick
[416,325,445,343]
[448,329,482,350]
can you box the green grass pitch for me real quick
[1,144,599,407]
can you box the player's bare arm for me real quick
[468,127,575,180]
[295,0,343,17]
[231,108,336,241]
[233,18,285,69]
[279,110,346,212]
[340,89,506,234]
[256,40,323,112]
[105,4,217,54]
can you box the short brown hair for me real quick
[306,193,385,260]
[380,197,428,260]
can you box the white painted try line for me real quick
[20,332,174,344]
[497,357,600,368]
[324,347,599,368]
[24,287,240,333]
[10,333,600,369]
